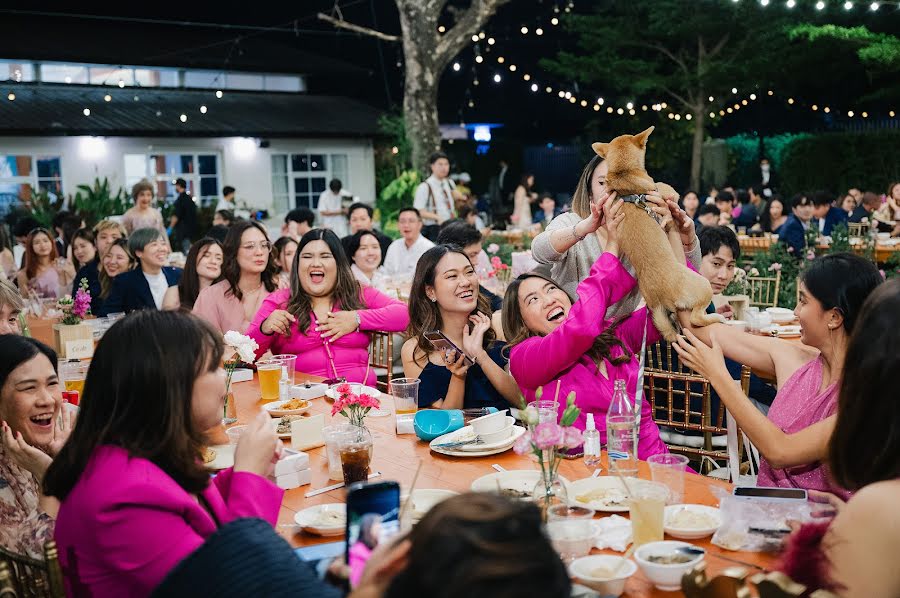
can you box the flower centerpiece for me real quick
[222,331,259,425]
[330,383,380,484]
[515,388,583,520]
[53,278,95,358]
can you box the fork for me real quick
[433,437,484,449]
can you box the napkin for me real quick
[590,515,632,552]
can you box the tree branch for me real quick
[316,13,400,42]
[434,0,511,66]
[662,86,691,109]
[707,33,731,60]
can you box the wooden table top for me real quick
[223,372,776,597]
[738,235,899,262]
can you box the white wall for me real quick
[0,135,375,220]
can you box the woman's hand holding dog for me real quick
[576,190,617,239]
[600,196,625,258]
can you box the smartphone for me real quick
[345,481,402,588]
[424,330,475,366]
[732,486,808,501]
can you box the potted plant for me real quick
[719,267,751,320]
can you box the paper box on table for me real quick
[269,468,312,490]
[273,449,310,477]
[291,414,325,450]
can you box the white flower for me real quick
[223,331,258,363]
[521,404,540,426]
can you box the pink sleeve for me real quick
[191,287,220,331]
[357,286,410,333]
[509,252,637,389]
[247,290,289,357]
[211,468,284,525]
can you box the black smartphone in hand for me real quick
[345,481,401,588]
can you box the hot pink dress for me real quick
[509,252,669,459]
[757,355,848,498]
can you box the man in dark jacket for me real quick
[169,178,198,253]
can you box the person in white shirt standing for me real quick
[317,179,348,237]
[382,207,435,280]
[414,152,462,241]
[216,186,236,213]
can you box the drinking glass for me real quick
[647,454,690,504]
[339,430,373,485]
[61,361,88,397]
[323,424,356,480]
[271,354,297,385]
[629,481,668,547]
[256,360,281,401]
[528,400,559,425]
[391,377,419,434]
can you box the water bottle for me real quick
[606,379,638,476]
[278,365,290,402]
[582,413,602,469]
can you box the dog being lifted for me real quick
[592,126,721,341]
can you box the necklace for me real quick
[239,282,263,295]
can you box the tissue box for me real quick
[269,468,312,490]
[291,414,325,450]
[291,382,328,400]
[229,368,254,383]
[274,450,310,477]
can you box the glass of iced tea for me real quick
[629,481,668,547]
[256,360,281,401]
[61,361,88,397]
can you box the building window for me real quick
[0,154,63,217]
[125,153,220,207]
[0,61,35,83]
[271,153,349,212]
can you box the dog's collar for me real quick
[619,193,660,222]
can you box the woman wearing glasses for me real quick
[192,221,279,334]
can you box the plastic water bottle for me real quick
[582,413,602,469]
[278,365,290,402]
[606,380,638,476]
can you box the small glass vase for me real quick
[339,424,374,486]
[532,450,569,522]
[222,391,238,425]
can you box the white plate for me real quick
[325,384,382,401]
[263,399,313,417]
[429,425,525,457]
[402,489,459,521]
[470,469,571,500]
[294,503,347,536]
[203,444,234,471]
[567,476,653,512]
[761,324,801,338]
[432,423,519,452]
[664,504,721,539]
[272,415,305,438]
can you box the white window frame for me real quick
[270,152,350,213]
[0,154,64,211]
[124,152,221,207]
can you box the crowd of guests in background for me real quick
[0,157,898,596]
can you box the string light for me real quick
[475,55,484,63]
[750,93,757,100]
[471,34,479,42]
[118,79,125,88]
[509,64,517,71]
[180,113,188,122]
[104,94,112,102]
[479,32,486,39]
[870,1,879,9]
[523,73,531,80]
[215,90,223,98]
[761,0,770,5]
[607,106,613,113]
[731,87,738,94]
[593,104,600,111]
[453,62,461,71]
[536,28,544,35]
[848,110,855,116]
[545,86,552,93]
[493,74,501,83]
[844,0,853,6]
[815,0,825,9]
[626,102,634,109]
[530,83,538,91]
[520,26,528,34]
[200,105,207,114]
[787,0,796,6]
[497,56,505,63]
[438,25,445,33]
[580,99,588,106]
[7,92,14,101]
[488,37,495,45]
[551,17,559,25]
[83,108,90,116]
[597,97,605,105]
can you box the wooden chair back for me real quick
[368,330,394,394]
[0,542,65,598]
[747,270,782,308]
[847,222,868,238]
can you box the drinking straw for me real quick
[398,459,423,523]
[553,379,561,404]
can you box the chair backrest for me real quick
[645,341,751,467]
[739,237,772,268]
[368,330,394,394]
[0,542,65,598]
[747,269,781,308]
[847,222,868,238]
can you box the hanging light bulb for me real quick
[493,74,501,83]
[475,55,484,63]
[200,105,207,114]
[180,113,188,122]
[83,108,91,116]
[453,62,461,71]
[530,83,538,92]
[536,28,544,35]
[815,0,825,9]
[216,90,223,98]
[104,94,112,102]
[520,26,528,34]
[118,79,125,88]
[7,92,15,101]
[551,17,559,25]
[488,37,495,45]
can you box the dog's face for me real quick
[591,126,654,173]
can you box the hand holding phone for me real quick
[424,330,474,367]
[345,481,401,589]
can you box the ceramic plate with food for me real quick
[429,425,525,458]
[203,444,234,471]
[470,469,571,500]
[663,504,721,539]
[274,415,305,438]
[263,398,312,417]
[293,503,347,536]
[402,489,459,522]
[567,476,653,512]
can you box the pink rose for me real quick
[487,243,500,254]
[562,426,583,449]
[490,256,502,269]
[768,262,782,272]
[513,430,533,455]
[532,422,563,450]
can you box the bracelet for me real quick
[572,224,587,242]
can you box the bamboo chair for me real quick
[746,270,782,309]
[368,330,395,394]
[847,222,868,238]
[0,542,65,598]
[644,341,751,472]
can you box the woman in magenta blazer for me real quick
[248,229,409,385]
[43,311,284,598]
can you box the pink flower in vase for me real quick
[562,426,583,449]
[490,256,503,269]
[532,422,563,450]
[357,393,381,410]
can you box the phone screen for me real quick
[345,481,401,588]
[732,486,807,500]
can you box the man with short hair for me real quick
[343,203,391,261]
[0,278,24,334]
[696,204,720,230]
[811,190,848,236]
[169,178,198,253]
[779,193,815,257]
[12,217,40,269]
[436,221,501,311]
[849,191,883,224]
[414,151,461,240]
[283,208,315,241]
[714,191,735,226]
[216,186,236,212]
[101,228,182,315]
[382,208,434,279]
[731,189,758,229]
[698,226,741,318]
[318,179,348,237]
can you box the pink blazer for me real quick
[247,286,409,385]
[54,445,283,598]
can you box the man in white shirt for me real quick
[382,207,434,279]
[216,186,236,212]
[317,179,348,237]
[413,152,461,235]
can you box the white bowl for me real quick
[547,519,595,561]
[634,541,705,591]
[664,505,721,539]
[469,409,509,435]
[569,555,637,597]
[478,417,515,443]
[765,307,795,323]
[878,232,890,240]
[725,320,748,332]
[293,503,347,536]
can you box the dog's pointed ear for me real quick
[632,126,655,148]
[592,142,609,158]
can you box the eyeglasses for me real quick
[240,242,272,252]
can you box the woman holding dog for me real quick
[673,253,882,497]
[504,195,688,458]
[531,155,702,314]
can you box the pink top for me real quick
[757,355,848,498]
[509,252,669,459]
[247,286,409,386]
[25,267,63,299]
[54,445,283,598]
[192,280,273,334]
[121,207,167,238]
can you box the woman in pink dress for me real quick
[504,196,676,459]
[15,228,74,299]
[44,310,283,598]
[674,253,882,497]
[121,180,169,245]
[193,221,279,334]
[248,229,408,386]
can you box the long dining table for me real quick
[219,372,778,597]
